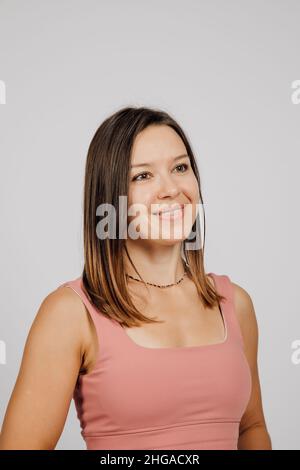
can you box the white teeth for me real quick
[155,205,183,215]
[160,208,180,214]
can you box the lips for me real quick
[153,203,184,215]
[152,204,185,222]
[159,207,184,220]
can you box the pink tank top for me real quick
[57,272,252,450]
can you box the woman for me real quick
[0,106,272,450]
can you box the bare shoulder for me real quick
[35,286,88,339]
[231,281,259,354]
[206,274,257,330]
[31,285,95,369]
[231,282,258,327]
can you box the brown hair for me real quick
[81,106,226,328]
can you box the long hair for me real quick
[81,106,225,328]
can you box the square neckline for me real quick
[119,272,228,352]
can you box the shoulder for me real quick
[30,285,93,361]
[231,280,259,352]
[231,281,257,324]
[37,285,86,328]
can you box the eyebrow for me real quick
[130,154,189,169]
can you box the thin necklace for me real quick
[125,264,188,288]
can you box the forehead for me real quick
[131,125,187,166]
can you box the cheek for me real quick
[129,188,150,205]
[182,175,200,203]
[127,187,152,217]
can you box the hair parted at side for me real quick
[81,105,225,328]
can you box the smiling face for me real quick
[127,124,200,245]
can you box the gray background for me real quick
[0,0,299,450]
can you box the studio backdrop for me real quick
[0,0,299,450]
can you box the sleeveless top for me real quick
[57,272,252,450]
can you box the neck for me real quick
[124,241,187,285]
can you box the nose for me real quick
[156,173,180,199]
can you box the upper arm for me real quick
[232,282,269,434]
[0,286,88,449]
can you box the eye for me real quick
[131,163,189,182]
[131,172,150,182]
[174,163,189,173]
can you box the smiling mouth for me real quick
[153,206,185,220]
[152,203,184,214]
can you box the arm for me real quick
[232,282,272,450]
[0,287,90,449]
